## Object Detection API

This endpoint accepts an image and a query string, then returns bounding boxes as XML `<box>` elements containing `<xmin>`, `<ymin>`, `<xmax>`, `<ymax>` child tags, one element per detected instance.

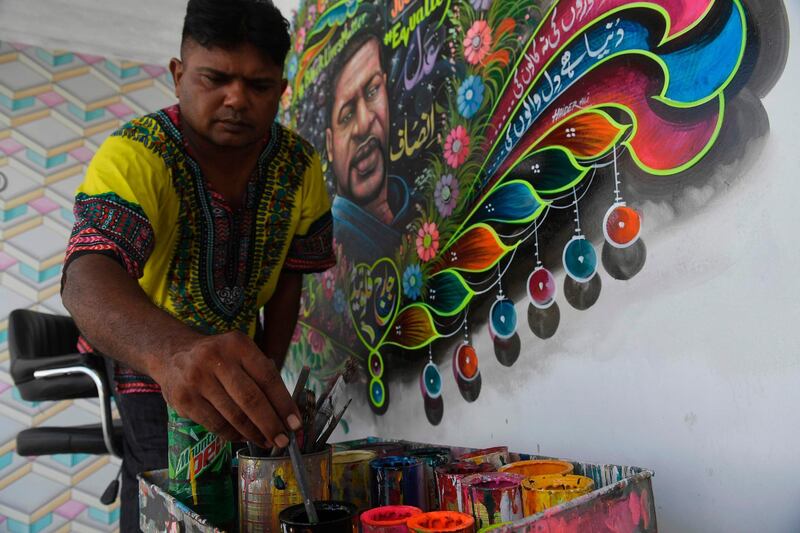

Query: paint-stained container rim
<box><xmin>435</xmin><ymin>461</ymin><xmax>495</xmax><ymax>476</ymax></box>
<box><xmin>406</xmin><ymin>510</ymin><xmax>475</xmax><ymax>532</ymax></box>
<box><xmin>498</xmin><ymin>459</ymin><xmax>574</xmax><ymax>477</ymax></box>
<box><xmin>360</xmin><ymin>505</ymin><xmax>423</xmax><ymax>526</ymax></box>
<box><xmin>370</xmin><ymin>455</ymin><xmax>423</xmax><ymax>470</ymax></box>
<box><xmin>461</xmin><ymin>471</ymin><xmax>526</xmax><ymax>491</ymax></box>
<box><xmin>521</xmin><ymin>474</ymin><xmax>595</xmax><ymax>493</ymax></box>
<box><xmin>333</xmin><ymin>450</ymin><xmax>378</xmax><ymax>464</ymax></box>
<box><xmin>278</xmin><ymin>500</ymin><xmax>357</xmax><ymax>528</ymax></box>
<box><xmin>238</xmin><ymin>444</ymin><xmax>332</xmax><ymax>462</ymax></box>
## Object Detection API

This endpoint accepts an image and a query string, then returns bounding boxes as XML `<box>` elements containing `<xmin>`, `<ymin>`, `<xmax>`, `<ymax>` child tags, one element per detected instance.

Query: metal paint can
<box><xmin>406</xmin><ymin>511</ymin><xmax>476</xmax><ymax>533</ymax></box>
<box><xmin>498</xmin><ymin>459</ymin><xmax>573</xmax><ymax>478</ymax></box>
<box><xmin>332</xmin><ymin>450</ymin><xmax>377</xmax><ymax>511</ymax></box>
<box><xmin>407</xmin><ymin>447</ymin><xmax>452</xmax><ymax>510</ymax></box>
<box><xmin>370</xmin><ymin>456</ymin><xmax>427</xmax><ymax>510</ymax></box>
<box><xmin>460</xmin><ymin>472</ymin><xmax>525</xmax><ymax>529</ymax></box>
<box><xmin>278</xmin><ymin>500</ymin><xmax>358</xmax><ymax>532</ymax></box>
<box><xmin>520</xmin><ymin>474</ymin><xmax>595</xmax><ymax>515</ymax></box>
<box><xmin>457</xmin><ymin>447</ymin><xmax>510</xmax><ymax>469</ymax></box>
<box><xmin>434</xmin><ymin>462</ymin><xmax>495</xmax><ymax>512</ymax></box>
<box><xmin>237</xmin><ymin>446</ymin><xmax>332</xmax><ymax>532</ymax></box>
<box><xmin>360</xmin><ymin>505</ymin><xmax>423</xmax><ymax>532</ymax></box>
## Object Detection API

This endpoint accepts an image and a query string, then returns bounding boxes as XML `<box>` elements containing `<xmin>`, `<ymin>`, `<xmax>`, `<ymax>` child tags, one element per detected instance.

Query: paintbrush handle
<box><xmin>314</xmin><ymin>398</ymin><xmax>352</xmax><ymax>451</ymax></box>
<box><xmin>288</xmin><ymin>432</ymin><xmax>318</xmax><ymax>524</ymax></box>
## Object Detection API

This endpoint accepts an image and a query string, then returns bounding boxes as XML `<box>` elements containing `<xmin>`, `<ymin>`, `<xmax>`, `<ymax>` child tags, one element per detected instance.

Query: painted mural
<box><xmin>280</xmin><ymin>0</ymin><xmax>789</xmax><ymax>423</ymax></box>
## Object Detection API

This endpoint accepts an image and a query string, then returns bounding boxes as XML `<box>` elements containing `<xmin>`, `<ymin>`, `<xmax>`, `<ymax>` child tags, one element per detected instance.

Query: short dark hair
<box><xmin>182</xmin><ymin>0</ymin><xmax>291</xmax><ymax>67</ymax></box>
<box><xmin>326</xmin><ymin>29</ymin><xmax>386</xmax><ymax>127</ymax></box>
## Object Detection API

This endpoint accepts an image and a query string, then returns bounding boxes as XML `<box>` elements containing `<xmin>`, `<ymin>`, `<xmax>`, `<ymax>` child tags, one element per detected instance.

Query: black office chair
<box><xmin>8</xmin><ymin>308</ymin><xmax>124</xmax><ymax>503</ymax></box>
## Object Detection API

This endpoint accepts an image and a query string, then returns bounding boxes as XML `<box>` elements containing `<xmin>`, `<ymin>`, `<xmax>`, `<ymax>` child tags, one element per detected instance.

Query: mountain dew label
<box><xmin>170</xmin><ymin>429</ymin><xmax>229</xmax><ymax>479</ymax></box>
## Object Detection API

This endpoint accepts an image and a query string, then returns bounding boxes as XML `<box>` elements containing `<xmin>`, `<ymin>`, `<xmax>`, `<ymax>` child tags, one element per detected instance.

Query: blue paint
<box><xmin>369</xmin><ymin>455</ymin><xmax>427</xmax><ymax>510</ymax></box>
<box><xmin>427</xmin><ymin>271</ymin><xmax>469</xmax><ymax>316</ymax></box>
<box><xmin>103</xmin><ymin>59</ymin><xmax>141</xmax><ymax>79</ymax></box>
<box><xmin>490</xmin><ymin>298</ymin><xmax>517</xmax><ymax>339</ymax></box>
<box><xmin>470</xmin><ymin>181</ymin><xmax>543</xmax><ymax>225</ymax></box>
<box><xmin>0</xmin><ymin>450</ymin><xmax>13</xmax><ymax>469</ymax></box>
<box><xmin>36</xmin><ymin>48</ymin><xmax>74</xmax><ymax>66</ymax></box>
<box><xmin>52</xmin><ymin>453</ymin><xmax>91</xmax><ymax>468</ymax></box>
<box><xmin>19</xmin><ymin>263</ymin><xmax>62</xmax><ymax>283</ymax></box>
<box><xmin>25</xmin><ymin>149</ymin><xmax>67</xmax><ymax>169</ymax></box>
<box><xmin>88</xmin><ymin>506</ymin><xmax>120</xmax><ymax>525</ymax></box>
<box><xmin>422</xmin><ymin>362</ymin><xmax>442</xmax><ymax>398</ymax></box>
<box><xmin>662</xmin><ymin>3</ymin><xmax>744</xmax><ymax>103</ymax></box>
<box><xmin>1</xmin><ymin>205</ymin><xmax>28</xmax><ymax>222</ymax></box>
<box><xmin>6</xmin><ymin>513</ymin><xmax>52</xmax><ymax>533</ymax></box>
<box><xmin>60</xmin><ymin>207</ymin><xmax>75</xmax><ymax>223</ymax></box>
<box><xmin>0</xmin><ymin>94</ymin><xmax>35</xmax><ymax>111</ymax></box>
<box><xmin>67</xmin><ymin>102</ymin><xmax>105</xmax><ymax>122</ymax></box>
<box><xmin>562</xmin><ymin>236</ymin><xmax>597</xmax><ymax>282</ymax></box>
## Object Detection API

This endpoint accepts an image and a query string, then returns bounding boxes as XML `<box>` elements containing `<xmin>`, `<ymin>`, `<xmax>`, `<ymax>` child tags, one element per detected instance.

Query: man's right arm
<box><xmin>62</xmin><ymin>254</ymin><xmax>300</xmax><ymax>448</ymax></box>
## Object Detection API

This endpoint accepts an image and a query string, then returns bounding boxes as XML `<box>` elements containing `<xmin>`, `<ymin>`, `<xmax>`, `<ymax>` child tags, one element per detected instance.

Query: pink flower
<box><xmin>308</xmin><ymin>328</ymin><xmax>325</xmax><ymax>354</ymax></box>
<box><xmin>416</xmin><ymin>222</ymin><xmax>440</xmax><ymax>262</ymax></box>
<box><xmin>444</xmin><ymin>126</ymin><xmax>470</xmax><ymax>168</ymax></box>
<box><xmin>291</xmin><ymin>324</ymin><xmax>302</xmax><ymax>344</ymax></box>
<box><xmin>463</xmin><ymin>20</ymin><xmax>492</xmax><ymax>65</ymax></box>
<box><xmin>322</xmin><ymin>269</ymin><xmax>335</xmax><ymax>299</ymax></box>
<box><xmin>295</xmin><ymin>26</ymin><xmax>306</xmax><ymax>53</ymax></box>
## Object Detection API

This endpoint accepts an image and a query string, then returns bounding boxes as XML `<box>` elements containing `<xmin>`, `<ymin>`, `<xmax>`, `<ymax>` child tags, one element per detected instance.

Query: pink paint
<box><xmin>75</xmin><ymin>53</ymin><xmax>103</xmax><ymax>64</ymax></box>
<box><xmin>0</xmin><ymin>138</ymin><xmax>25</xmax><ymax>156</ymax></box>
<box><xmin>0</xmin><ymin>383</ymin><xmax>11</xmax><ymax>395</ymax></box>
<box><xmin>55</xmin><ymin>500</ymin><xmax>87</xmax><ymax>520</ymax></box>
<box><xmin>484</xmin><ymin>0</ymin><xmax>714</xmax><ymax>153</ymax></box>
<box><xmin>107</xmin><ymin>102</ymin><xmax>135</xmax><ymax>119</ymax></box>
<box><xmin>28</xmin><ymin>197</ymin><xmax>59</xmax><ymax>214</ymax></box>
<box><xmin>142</xmin><ymin>65</ymin><xmax>167</xmax><ymax>77</ymax></box>
<box><xmin>361</xmin><ymin>505</ymin><xmax>422</xmax><ymax>532</ymax></box>
<box><xmin>0</xmin><ymin>252</ymin><xmax>18</xmax><ymax>271</ymax></box>
<box><xmin>37</xmin><ymin>91</ymin><xmax>66</xmax><ymax>107</ymax></box>
<box><xmin>69</xmin><ymin>146</ymin><xmax>95</xmax><ymax>164</ymax></box>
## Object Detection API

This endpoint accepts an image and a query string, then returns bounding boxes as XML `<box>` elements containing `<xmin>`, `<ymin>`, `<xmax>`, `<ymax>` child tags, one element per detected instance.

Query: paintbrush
<box><xmin>314</xmin><ymin>372</ymin><xmax>342</xmax><ymax>411</ymax></box>
<box><xmin>314</xmin><ymin>398</ymin><xmax>351</xmax><ymax>451</ymax></box>
<box><xmin>287</xmin><ymin>431</ymin><xmax>319</xmax><ymax>524</ymax></box>
<box><xmin>269</xmin><ymin>366</ymin><xmax>311</xmax><ymax>457</ymax></box>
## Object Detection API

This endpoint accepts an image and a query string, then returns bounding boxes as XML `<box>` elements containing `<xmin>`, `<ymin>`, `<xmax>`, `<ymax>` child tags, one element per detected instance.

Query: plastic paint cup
<box><xmin>408</xmin><ymin>447</ymin><xmax>452</xmax><ymax>510</ymax></box>
<box><xmin>238</xmin><ymin>446</ymin><xmax>332</xmax><ymax>532</ymax></box>
<box><xmin>461</xmin><ymin>472</ymin><xmax>525</xmax><ymax>529</ymax></box>
<box><xmin>360</xmin><ymin>505</ymin><xmax>423</xmax><ymax>532</ymax></box>
<box><xmin>520</xmin><ymin>474</ymin><xmax>595</xmax><ymax>515</ymax></box>
<box><xmin>332</xmin><ymin>450</ymin><xmax>377</xmax><ymax>511</ymax></box>
<box><xmin>435</xmin><ymin>462</ymin><xmax>495</xmax><ymax>512</ymax></box>
<box><xmin>458</xmin><ymin>447</ymin><xmax>510</xmax><ymax>469</ymax></box>
<box><xmin>278</xmin><ymin>500</ymin><xmax>358</xmax><ymax>532</ymax></box>
<box><xmin>370</xmin><ymin>456</ymin><xmax>427</xmax><ymax>510</ymax></box>
<box><xmin>406</xmin><ymin>511</ymin><xmax>475</xmax><ymax>533</ymax></box>
<box><xmin>498</xmin><ymin>459</ymin><xmax>573</xmax><ymax>478</ymax></box>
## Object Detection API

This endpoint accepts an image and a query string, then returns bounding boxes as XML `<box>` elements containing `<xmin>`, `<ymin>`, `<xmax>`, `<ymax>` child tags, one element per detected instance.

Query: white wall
<box><xmin>3</xmin><ymin>1</ymin><xmax>798</xmax><ymax>531</ymax></box>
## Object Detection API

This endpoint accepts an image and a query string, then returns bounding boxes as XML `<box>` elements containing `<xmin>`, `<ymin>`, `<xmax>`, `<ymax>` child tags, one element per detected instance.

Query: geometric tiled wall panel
<box><xmin>0</xmin><ymin>40</ymin><xmax>175</xmax><ymax>532</ymax></box>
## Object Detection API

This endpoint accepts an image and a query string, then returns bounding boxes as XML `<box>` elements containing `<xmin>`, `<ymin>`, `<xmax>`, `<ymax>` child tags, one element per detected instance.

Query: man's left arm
<box><xmin>260</xmin><ymin>270</ymin><xmax>303</xmax><ymax>369</ymax></box>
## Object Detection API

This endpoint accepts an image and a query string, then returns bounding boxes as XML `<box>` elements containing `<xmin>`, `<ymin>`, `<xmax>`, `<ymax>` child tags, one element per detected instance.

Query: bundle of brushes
<box><xmin>247</xmin><ymin>364</ymin><xmax>353</xmax><ymax>457</ymax></box>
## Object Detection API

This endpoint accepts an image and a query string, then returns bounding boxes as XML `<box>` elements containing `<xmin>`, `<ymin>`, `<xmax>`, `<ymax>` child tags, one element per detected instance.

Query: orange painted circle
<box><xmin>604</xmin><ymin>205</ymin><xmax>641</xmax><ymax>246</ymax></box>
<box><xmin>455</xmin><ymin>343</ymin><xmax>479</xmax><ymax>381</ymax></box>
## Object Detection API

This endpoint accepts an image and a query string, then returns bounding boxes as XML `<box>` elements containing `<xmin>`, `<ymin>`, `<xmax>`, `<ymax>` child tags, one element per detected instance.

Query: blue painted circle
<box><xmin>421</xmin><ymin>362</ymin><xmax>443</xmax><ymax>399</ymax></box>
<box><xmin>369</xmin><ymin>378</ymin><xmax>386</xmax><ymax>408</ymax></box>
<box><xmin>562</xmin><ymin>236</ymin><xmax>598</xmax><ymax>282</ymax></box>
<box><xmin>489</xmin><ymin>298</ymin><xmax>517</xmax><ymax>339</ymax></box>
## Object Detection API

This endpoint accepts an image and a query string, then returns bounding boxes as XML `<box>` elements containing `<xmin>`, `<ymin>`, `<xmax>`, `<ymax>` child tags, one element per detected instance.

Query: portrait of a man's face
<box><xmin>325</xmin><ymin>37</ymin><xmax>390</xmax><ymax>221</ymax></box>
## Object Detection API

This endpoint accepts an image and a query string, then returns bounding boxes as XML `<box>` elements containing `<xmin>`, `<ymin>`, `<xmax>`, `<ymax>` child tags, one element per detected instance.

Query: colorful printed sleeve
<box><xmin>63</xmin><ymin>135</ymin><xmax>166</xmax><ymax>282</ymax></box>
<box><xmin>283</xmin><ymin>151</ymin><xmax>336</xmax><ymax>273</ymax></box>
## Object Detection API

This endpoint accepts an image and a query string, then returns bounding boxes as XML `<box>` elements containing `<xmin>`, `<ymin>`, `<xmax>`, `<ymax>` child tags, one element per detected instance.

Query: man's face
<box><xmin>170</xmin><ymin>40</ymin><xmax>287</xmax><ymax>148</ymax></box>
<box><xmin>326</xmin><ymin>38</ymin><xmax>389</xmax><ymax>207</ymax></box>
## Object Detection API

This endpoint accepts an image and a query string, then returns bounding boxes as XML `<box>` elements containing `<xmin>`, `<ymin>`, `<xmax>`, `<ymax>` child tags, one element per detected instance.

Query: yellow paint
<box><xmin>520</xmin><ymin>474</ymin><xmax>594</xmax><ymax>515</ymax></box>
<box><xmin>499</xmin><ymin>460</ymin><xmax>573</xmax><ymax>478</ymax></box>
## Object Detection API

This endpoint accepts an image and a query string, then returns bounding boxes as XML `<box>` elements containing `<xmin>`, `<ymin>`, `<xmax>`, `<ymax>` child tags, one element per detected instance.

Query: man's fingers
<box><xmin>204</xmin><ymin>378</ymin><xmax>274</xmax><ymax>447</ymax></box>
<box><xmin>216</xmin><ymin>364</ymin><xmax>289</xmax><ymax>447</ymax></box>
<box><xmin>182</xmin><ymin>397</ymin><xmax>241</xmax><ymax>443</ymax></box>
<box><xmin>242</xmin><ymin>353</ymin><xmax>301</xmax><ymax>432</ymax></box>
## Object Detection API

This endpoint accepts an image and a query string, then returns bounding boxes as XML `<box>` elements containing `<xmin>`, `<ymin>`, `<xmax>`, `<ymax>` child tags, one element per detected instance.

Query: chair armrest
<box><xmin>12</xmin><ymin>353</ymin><xmax>104</xmax><ymax>401</ymax></box>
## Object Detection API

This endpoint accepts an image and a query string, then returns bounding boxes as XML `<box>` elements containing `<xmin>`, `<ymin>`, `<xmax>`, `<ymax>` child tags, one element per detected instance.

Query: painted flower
<box><xmin>435</xmin><ymin>173</ymin><xmax>460</xmax><ymax>217</ymax></box>
<box><xmin>463</xmin><ymin>20</ymin><xmax>492</xmax><ymax>65</ymax></box>
<box><xmin>457</xmin><ymin>75</ymin><xmax>485</xmax><ymax>119</ymax></box>
<box><xmin>322</xmin><ymin>269</ymin><xmax>336</xmax><ymax>299</ymax></box>
<box><xmin>295</xmin><ymin>26</ymin><xmax>307</xmax><ymax>53</ymax></box>
<box><xmin>403</xmin><ymin>264</ymin><xmax>424</xmax><ymax>300</ymax></box>
<box><xmin>334</xmin><ymin>289</ymin><xmax>346</xmax><ymax>313</ymax></box>
<box><xmin>416</xmin><ymin>222</ymin><xmax>440</xmax><ymax>262</ymax></box>
<box><xmin>308</xmin><ymin>328</ymin><xmax>325</xmax><ymax>354</ymax></box>
<box><xmin>444</xmin><ymin>126</ymin><xmax>471</xmax><ymax>168</ymax></box>
<box><xmin>470</xmin><ymin>0</ymin><xmax>493</xmax><ymax>10</ymax></box>
<box><xmin>291</xmin><ymin>324</ymin><xmax>302</xmax><ymax>344</ymax></box>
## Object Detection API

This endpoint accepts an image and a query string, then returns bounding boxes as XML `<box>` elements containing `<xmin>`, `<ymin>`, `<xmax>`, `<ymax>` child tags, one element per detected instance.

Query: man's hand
<box><xmin>152</xmin><ymin>331</ymin><xmax>301</xmax><ymax>448</ymax></box>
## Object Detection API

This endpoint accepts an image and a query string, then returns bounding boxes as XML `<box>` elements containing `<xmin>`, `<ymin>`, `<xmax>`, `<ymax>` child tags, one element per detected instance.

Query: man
<box><xmin>325</xmin><ymin>29</ymin><xmax>412</xmax><ymax>262</ymax></box>
<box><xmin>60</xmin><ymin>0</ymin><xmax>335</xmax><ymax>529</ymax></box>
